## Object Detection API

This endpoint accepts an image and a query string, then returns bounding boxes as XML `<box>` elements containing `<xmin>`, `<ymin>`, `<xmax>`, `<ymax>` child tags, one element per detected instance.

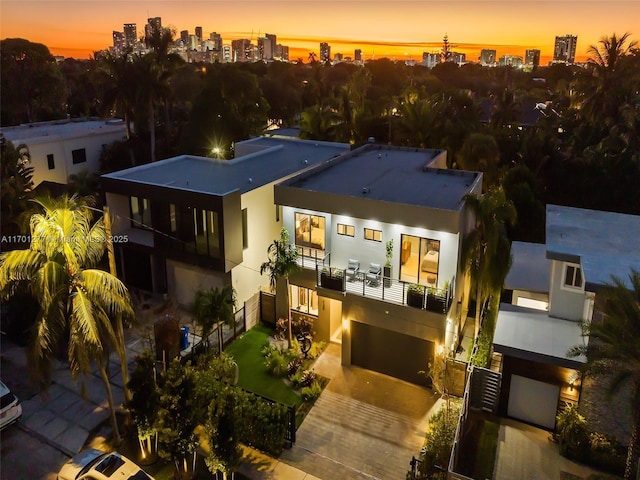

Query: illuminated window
<box><xmin>364</xmin><ymin>228</ymin><xmax>382</xmax><ymax>242</ymax></box>
<box><xmin>294</xmin><ymin>212</ymin><xmax>325</xmax><ymax>250</ymax></box>
<box><xmin>337</xmin><ymin>223</ymin><xmax>355</xmax><ymax>237</ymax></box>
<box><xmin>290</xmin><ymin>285</ymin><xmax>318</xmax><ymax>315</ymax></box>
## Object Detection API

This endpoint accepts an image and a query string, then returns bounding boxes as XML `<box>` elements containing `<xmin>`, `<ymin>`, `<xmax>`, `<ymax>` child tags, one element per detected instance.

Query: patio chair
<box><xmin>346</xmin><ymin>259</ymin><xmax>360</xmax><ymax>282</ymax></box>
<box><xmin>366</xmin><ymin>263</ymin><xmax>382</xmax><ymax>286</ymax></box>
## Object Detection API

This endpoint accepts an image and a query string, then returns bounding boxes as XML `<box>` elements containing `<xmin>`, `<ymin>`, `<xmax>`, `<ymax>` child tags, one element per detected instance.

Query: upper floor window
<box><xmin>295</xmin><ymin>212</ymin><xmax>325</xmax><ymax>250</ymax></box>
<box><xmin>47</xmin><ymin>154</ymin><xmax>55</xmax><ymax>170</ymax></box>
<box><xmin>364</xmin><ymin>228</ymin><xmax>382</xmax><ymax>242</ymax></box>
<box><xmin>130</xmin><ymin>196</ymin><xmax>151</xmax><ymax>229</ymax></box>
<box><xmin>71</xmin><ymin>148</ymin><xmax>87</xmax><ymax>164</ymax></box>
<box><xmin>242</xmin><ymin>208</ymin><xmax>248</xmax><ymax>249</ymax></box>
<box><xmin>337</xmin><ymin>223</ymin><xmax>355</xmax><ymax>237</ymax></box>
<box><xmin>563</xmin><ymin>263</ymin><xmax>583</xmax><ymax>290</ymax></box>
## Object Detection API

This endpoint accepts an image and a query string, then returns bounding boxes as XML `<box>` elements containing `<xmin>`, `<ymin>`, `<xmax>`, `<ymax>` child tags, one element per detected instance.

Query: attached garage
<box><xmin>351</xmin><ymin>322</ymin><xmax>433</xmax><ymax>386</ymax></box>
<box><xmin>507</xmin><ymin>375</ymin><xmax>560</xmax><ymax>429</ymax></box>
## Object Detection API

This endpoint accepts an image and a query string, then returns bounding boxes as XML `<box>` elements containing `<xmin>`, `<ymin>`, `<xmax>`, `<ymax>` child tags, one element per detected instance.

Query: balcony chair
<box><xmin>366</xmin><ymin>263</ymin><xmax>382</xmax><ymax>286</ymax></box>
<box><xmin>346</xmin><ymin>259</ymin><xmax>360</xmax><ymax>282</ymax></box>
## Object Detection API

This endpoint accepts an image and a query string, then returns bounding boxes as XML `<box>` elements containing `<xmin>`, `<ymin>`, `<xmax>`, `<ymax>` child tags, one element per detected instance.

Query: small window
<box><xmin>47</xmin><ymin>154</ymin><xmax>55</xmax><ymax>170</ymax></box>
<box><xmin>71</xmin><ymin>148</ymin><xmax>87</xmax><ymax>164</ymax></box>
<box><xmin>564</xmin><ymin>264</ymin><xmax>583</xmax><ymax>289</ymax></box>
<box><xmin>130</xmin><ymin>196</ymin><xmax>151</xmax><ymax>229</ymax></box>
<box><xmin>275</xmin><ymin>205</ymin><xmax>280</xmax><ymax>222</ymax></box>
<box><xmin>337</xmin><ymin>224</ymin><xmax>355</xmax><ymax>237</ymax></box>
<box><xmin>169</xmin><ymin>204</ymin><xmax>177</xmax><ymax>233</ymax></box>
<box><xmin>242</xmin><ymin>208</ymin><xmax>248</xmax><ymax>249</ymax></box>
<box><xmin>364</xmin><ymin>228</ymin><xmax>382</xmax><ymax>242</ymax></box>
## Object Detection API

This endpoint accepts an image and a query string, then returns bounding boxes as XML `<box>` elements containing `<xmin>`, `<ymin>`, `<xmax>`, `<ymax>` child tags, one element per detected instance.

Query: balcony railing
<box><xmin>316</xmin><ymin>264</ymin><xmax>454</xmax><ymax>314</ymax></box>
<box><xmin>296</xmin><ymin>246</ymin><xmax>329</xmax><ymax>269</ymax></box>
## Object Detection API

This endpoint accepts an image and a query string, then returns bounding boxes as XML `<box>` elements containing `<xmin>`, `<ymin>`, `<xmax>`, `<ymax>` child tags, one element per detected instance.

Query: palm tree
<box><xmin>95</xmin><ymin>49</ymin><xmax>136</xmax><ymax>139</ymax></box>
<box><xmin>260</xmin><ymin>228</ymin><xmax>300</xmax><ymax>348</ymax></box>
<box><xmin>0</xmin><ymin>194</ymin><xmax>134</xmax><ymax>442</ymax></box>
<box><xmin>193</xmin><ymin>285</ymin><xmax>237</xmax><ymax>355</ymax></box>
<box><xmin>569</xmin><ymin>269</ymin><xmax>640</xmax><ymax>480</ymax></box>
<box><xmin>461</xmin><ymin>189</ymin><xmax>516</xmax><ymax>338</ymax></box>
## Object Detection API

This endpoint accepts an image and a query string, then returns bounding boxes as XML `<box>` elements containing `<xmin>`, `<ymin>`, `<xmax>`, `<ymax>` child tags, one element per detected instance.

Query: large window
<box><xmin>294</xmin><ymin>212</ymin><xmax>325</xmax><ymax>250</ymax></box>
<box><xmin>71</xmin><ymin>148</ymin><xmax>87</xmax><ymax>164</ymax></box>
<box><xmin>399</xmin><ymin>234</ymin><xmax>440</xmax><ymax>287</ymax></box>
<box><xmin>290</xmin><ymin>285</ymin><xmax>318</xmax><ymax>316</ymax></box>
<box><xmin>130</xmin><ymin>197</ymin><xmax>151</xmax><ymax>229</ymax></box>
<box><xmin>47</xmin><ymin>154</ymin><xmax>55</xmax><ymax>170</ymax></box>
<box><xmin>563</xmin><ymin>263</ymin><xmax>583</xmax><ymax>289</ymax></box>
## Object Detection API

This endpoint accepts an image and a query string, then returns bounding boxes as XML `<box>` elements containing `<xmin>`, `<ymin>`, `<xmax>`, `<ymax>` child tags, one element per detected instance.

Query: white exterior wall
<box><xmin>281</xmin><ymin>207</ymin><xmax>459</xmax><ymax>290</ymax></box>
<box><xmin>166</xmin><ymin>259</ymin><xmax>228</xmax><ymax>307</ymax></box>
<box><xmin>548</xmin><ymin>259</ymin><xmax>589</xmax><ymax>321</ymax></box>
<box><xmin>104</xmin><ymin>193</ymin><xmax>132</xmax><ymax>235</ymax></box>
<box><xmin>231</xmin><ymin>183</ymin><xmax>283</xmax><ymax>308</ymax></box>
<box><xmin>23</xmin><ymin>128</ymin><xmax>126</xmax><ymax>186</ymax></box>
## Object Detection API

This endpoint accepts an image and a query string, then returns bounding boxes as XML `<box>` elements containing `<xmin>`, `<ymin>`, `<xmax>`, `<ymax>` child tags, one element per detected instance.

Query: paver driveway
<box><xmin>279</xmin><ymin>343</ymin><xmax>442</xmax><ymax>480</ymax></box>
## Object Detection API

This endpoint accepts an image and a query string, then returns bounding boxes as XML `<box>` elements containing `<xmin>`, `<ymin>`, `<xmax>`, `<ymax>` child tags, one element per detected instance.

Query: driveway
<box><xmin>493</xmin><ymin>418</ymin><xmax>613</xmax><ymax>480</ymax></box>
<box><xmin>278</xmin><ymin>343</ymin><xmax>441</xmax><ymax>480</ymax></box>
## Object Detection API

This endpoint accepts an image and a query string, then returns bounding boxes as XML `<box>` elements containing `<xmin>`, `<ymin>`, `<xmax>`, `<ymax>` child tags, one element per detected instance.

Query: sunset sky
<box><xmin>1</xmin><ymin>1</ymin><xmax>638</xmax><ymax>64</ymax></box>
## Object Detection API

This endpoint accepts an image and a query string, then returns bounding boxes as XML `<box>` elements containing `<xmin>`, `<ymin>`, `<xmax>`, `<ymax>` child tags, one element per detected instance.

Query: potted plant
<box><xmin>407</xmin><ymin>283</ymin><xmax>425</xmax><ymax>308</ymax></box>
<box><xmin>426</xmin><ymin>287</ymin><xmax>447</xmax><ymax>313</ymax></box>
<box><xmin>320</xmin><ymin>267</ymin><xmax>345</xmax><ymax>291</ymax></box>
<box><xmin>384</xmin><ymin>239</ymin><xmax>394</xmax><ymax>287</ymax></box>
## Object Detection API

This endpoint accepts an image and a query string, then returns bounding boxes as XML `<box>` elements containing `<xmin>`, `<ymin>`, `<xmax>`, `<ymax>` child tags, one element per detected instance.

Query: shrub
<box><xmin>287</xmin><ymin>358</ymin><xmax>302</xmax><ymax>376</ymax></box>
<box><xmin>556</xmin><ymin>404</ymin><xmax>589</xmax><ymax>459</ymax></box>
<box><xmin>274</xmin><ymin>318</ymin><xmax>287</xmax><ymax>340</ymax></box>
<box><xmin>298</xmin><ymin>369</ymin><xmax>316</xmax><ymax>388</ymax></box>
<box><xmin>301</xmin><ymin>380</ymin><xmax>323</xmax><ymax>401</ymax></box>
<box><xmin>306</xmin><ymin>341</ymin><xmax>326</xmax><ymax>360</ymax></box>
<box><xmin>264</xmin><ymin>348</ymin><xmax>289</xmax><ymax>377</ymax></box>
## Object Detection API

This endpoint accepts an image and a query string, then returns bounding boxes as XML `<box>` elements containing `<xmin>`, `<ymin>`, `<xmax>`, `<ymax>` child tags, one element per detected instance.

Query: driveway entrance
<box><xmin>280</xmin><ymin>343</ymin><xmax>441</xmax><ymax>479</ymax></box>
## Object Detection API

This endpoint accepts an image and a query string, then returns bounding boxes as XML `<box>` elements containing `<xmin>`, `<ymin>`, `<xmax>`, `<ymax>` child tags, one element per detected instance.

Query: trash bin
<box><xmin>180</xmin><ymin>326</ymin><xmax>189</xmax><ymax>350</ymax></box>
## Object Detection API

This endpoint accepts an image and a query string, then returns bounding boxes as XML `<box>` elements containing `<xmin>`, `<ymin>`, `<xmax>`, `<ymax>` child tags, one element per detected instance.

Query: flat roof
<box><xmin>1</xmin><ymin>119</ymin><xmax>127</xmax><ymax>145</ymax></box>
<box><xmin>102</xmin><ymin>137</ymin><xmax>349</xmax><ymax>195</ymax></box>
<box><xmin>494</xmin><ymin>304</ymin><xmax>586</xmax><ymax>367</ymax></box>
<box><xmin>281</xmin><ymin>144</ymin><xmax>480</xmax><ymax>211</ymax></box>
<box><xmin>546</xmin><ymin>204</ymin><xmax>640</xmax><ymax>289</ymax></box>
<box><xmin>504</xmin><ymin>241</ymin><xmax>550</xmax><ymax>293</ymax></box>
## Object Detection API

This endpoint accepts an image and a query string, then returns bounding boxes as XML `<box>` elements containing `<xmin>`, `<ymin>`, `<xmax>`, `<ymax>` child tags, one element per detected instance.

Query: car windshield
<box><xmin>94</xmin><ymin>454</ymin><xmax>125</xmax><ymax>477</ymax></box>
<box><xmin>0</xmin><ymin>392</ymin><xmax>17</xmax><ymax>410</ymax></box>
<box><xmin>77</xmin><ymin>454</ymin><xmax>106</xmax><ymax>478</ymax></box>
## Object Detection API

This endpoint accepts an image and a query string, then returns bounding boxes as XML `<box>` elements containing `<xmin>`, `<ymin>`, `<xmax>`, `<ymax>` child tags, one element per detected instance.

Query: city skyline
<box><xmin>1</xmin><ymin>1</ymin><xmax>638</xmax><ymax>63</ymax></box>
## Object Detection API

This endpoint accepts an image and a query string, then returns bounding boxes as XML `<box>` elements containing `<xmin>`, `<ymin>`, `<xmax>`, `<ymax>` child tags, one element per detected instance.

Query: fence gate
<box><xmin>260</xmin><ymin>291</ymin><xmax>276</xmax><ymax>326</ymax></box>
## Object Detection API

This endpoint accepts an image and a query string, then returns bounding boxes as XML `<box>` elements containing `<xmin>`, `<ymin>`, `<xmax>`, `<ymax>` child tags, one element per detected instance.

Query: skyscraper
<box><xmin>195</xmin><ymin>26</ymin><xmax>203</xmax><ymax>44</ymax></box>
<box><xmin>354</xmin><ymin>49</ymin><xmax>362</xmax><ymax>63</ymax></box>
<box><xmin>480</xmin><ymin>49</ymin><xmax>497</xmax><ymax>66</ymax></box>
<box><xmin>112</xmin><ymin>31</ymin><xmax>125</xmax><ymax>55</ymax></box>
<box><xmin>145</xmin><ymin>17</ymin><xmax>162</xmax><ymax>40</ymax></box>
<box><xmin>180</xmin><ymin>30</ymin><xmax>190</xmax><ymax>47</ymax></box>
<box><xmin>553</xmin><ymin>34</ymin><xmax>578</xmax><ymax>64</ymax></box>
<box><xmin>265</xmin><ymin>33</ymin><xmax>277</xmax><ymax>60</ymax></box>
<box><xmin>320</xmin><ymin>42</ymin><xmax>331</xmax><ymax>62</ymax></box>
<box><xmin>123</xmin><ymin>23</ymin><xmax>137</xmax><ymax>48</ymax></box>
<box><xmin>231</xmin><ymin>39</ymin><xmax>252</xmax><ymax>62</ymax></box>
<box><xmin>210</xmin><ymin>32</ymin><xmax>223</xmax><ymax>51</ymax></box>
<box><xmin>525</xmin><ymin>49</ymin><xmax>541</xmax><ymax>68</ymax></box>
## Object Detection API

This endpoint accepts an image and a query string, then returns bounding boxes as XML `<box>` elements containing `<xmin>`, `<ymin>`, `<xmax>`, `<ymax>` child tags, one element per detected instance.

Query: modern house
<box><xmin>493</xmin><ymin>204</ymin><xmax>639</xmax><ymax>438</ymax></box>
<box><xmin>1</xmin><ymin>118</ymin><xmax>127</xmax><ymax>187</ymax></box>
<box><xmin>274</xmin><ymin>144</ymin><xmax>483</xmax><ymax>385</ymax></box>
<box><xmin>101</xmin><ymin>136</ymin><xmax>349</xmax><ymax>324</ymax></box>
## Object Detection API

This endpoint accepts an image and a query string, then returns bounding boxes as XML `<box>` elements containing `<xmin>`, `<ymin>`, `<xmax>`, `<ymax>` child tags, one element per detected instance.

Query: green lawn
<box><xmin>225</xmin><ymin>324</ymin><xmax>303</xmax><ymax>408</ymax></box>
<box><xmin>472</xmin><ymin>419</ymin><xmax>500</xmax><ymax>480</ymax></box>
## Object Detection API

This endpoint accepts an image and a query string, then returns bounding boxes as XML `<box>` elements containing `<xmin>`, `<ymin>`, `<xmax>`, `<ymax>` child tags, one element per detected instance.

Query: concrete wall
<box><xmin>549</xmin><ymin>260</ymin><xmax>588</xmax><ymax>321</ymax></box>
<box><xmin>166</xmin><ymin>259</ymin><xmax>229</xmax><ymax>307</ymax></box>
<box><xmin>105</xmin><ymin>192</ymin><xmax>134</xmax><ymax>235</ymax></box>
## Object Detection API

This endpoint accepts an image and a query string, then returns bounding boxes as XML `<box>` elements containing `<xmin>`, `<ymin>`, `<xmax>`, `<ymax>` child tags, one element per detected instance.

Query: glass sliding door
<box><xmin>399</xmin><ymin>234</ymin><xmax>440</xmax><ymax>286</ymax></box>
<box><xmin>294</xmin><ymin>212</ymin><xmax>326</xmax><ymax>251</ymax></box>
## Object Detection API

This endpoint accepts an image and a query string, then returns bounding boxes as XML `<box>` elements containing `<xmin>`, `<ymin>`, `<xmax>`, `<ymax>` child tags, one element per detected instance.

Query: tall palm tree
<box><xmin>569</xmin><ymin>269</ymin><xmax>640</xmax><ymax>480</ymax></box>
<box><xmin>95</xmin><ymin>49</ymin><xmax>136</xmax><ymax>139</ymax></box>
<box><xmin>461</xmin><ymin>189</ymin><xmax>516</xmax><ymax>338</ymax></box>
<box><xmin>260</xmin><ymin>228</ymin><xmax>299</xmax><ymax>348</ymax></box>
<box><xmin>0</xmin><ymin>195</ymin><xmax>134</xmax><ymax>442</ymax></box>
<box><xmin>193</xmin><ymin>285</ymin><xmax>236</xmax><ymax>355</ymax></box>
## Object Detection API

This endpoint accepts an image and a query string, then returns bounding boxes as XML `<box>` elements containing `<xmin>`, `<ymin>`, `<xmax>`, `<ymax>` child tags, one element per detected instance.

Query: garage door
<box><xmin>507</xmin><ymin>374</ymin><xmax>559</xmax><ymax>429</ymax></box>
<box><xmin>351</xmin><ymin>322</ymin><xmax>433</xmax><ymax>386</ymax></box>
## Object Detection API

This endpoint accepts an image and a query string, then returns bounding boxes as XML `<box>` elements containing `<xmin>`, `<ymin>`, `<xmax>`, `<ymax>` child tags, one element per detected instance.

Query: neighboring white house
<box><xmin>1</xmin><ymin>118</ymin><xmax>127</xmax><ymax>187</ymax></box>
<box><xmin>493</xmin><ymin>204</ymin><xmax>640</xmax><ymax>438</ymax></box>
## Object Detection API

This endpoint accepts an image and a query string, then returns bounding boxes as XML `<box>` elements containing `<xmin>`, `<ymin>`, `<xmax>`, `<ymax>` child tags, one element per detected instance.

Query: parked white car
<box><xmin>57</xmin><ymin>449</ymin><xmax>154</xmax><ymax>480</ymax></box>
<box><xmin>0</xmin><ymin>380</ymin><xmax>22</xmax><ymax>429</ymax></box>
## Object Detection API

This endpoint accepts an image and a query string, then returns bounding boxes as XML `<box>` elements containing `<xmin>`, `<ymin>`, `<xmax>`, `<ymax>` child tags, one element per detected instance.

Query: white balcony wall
<box><xmin>548</xmin><ymin>260</ymin><xmax>589</xmax><ymax>321</ymax></box>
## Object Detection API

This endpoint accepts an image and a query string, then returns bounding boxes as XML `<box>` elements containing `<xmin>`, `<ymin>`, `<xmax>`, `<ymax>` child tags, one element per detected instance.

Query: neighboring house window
<box><xmin>563</xmin><ymin>263</ymin><xmax>583</xmax><ymax>289</ymax></box>
<box><xmin>47</xmin><ymin>154</ymin><xmax>55</xmax><ymax>170</ymax></box>
<box><xmin>364</xmin><ymin>228</ymin><xmax>382</xmax><ymax>242</ymax></box>
<box><xmin>71</xmin><ymin>148</ymin><xmax>87</xmax><ymax>164</ymax></box>
<box><xmin>337</xmin><ymin>223</ymin><xmax>355</xmax><ymax>237</ymax></box>
<box><xmin>130</xmin><ymin>197</ymin><xmax>151</xmax><ymax>229</ymax></box>
<box><xmin>169</xmin><ymin>204</ymin><xmax>177</xmax><ymax>233</ymax></box>
<box><xmin>242</xmin><ymin>208</ymin><xmax>248</xmax><ymax>249</ymax></box>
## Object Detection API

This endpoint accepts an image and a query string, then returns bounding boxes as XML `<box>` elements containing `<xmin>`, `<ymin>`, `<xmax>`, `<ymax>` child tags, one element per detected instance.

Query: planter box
<box><xmin>426</xmin><ymin>293</ymin><xmax>447</xmax><ymax>313</ymax></box>
<box><xmin>320</xmin><ymin>272</ymin><xmax>345</xmax><ymax>292</ymax></box>
<box><xmin>383</xmin><ymin>266</ymin><xmax>392</xmax><ymax>288</ymax></box>
<box><xmin>407</xmin><ymin>290</ymin><xmax>424</xmax><ymax>309</ymax></box>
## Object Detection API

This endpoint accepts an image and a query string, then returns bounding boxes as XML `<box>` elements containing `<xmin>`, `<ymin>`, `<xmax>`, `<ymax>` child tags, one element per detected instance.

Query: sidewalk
<box><xmin>239</xmin><ymin>446</ymin><xmax>322</xmax><ymax>480</ymax></box>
